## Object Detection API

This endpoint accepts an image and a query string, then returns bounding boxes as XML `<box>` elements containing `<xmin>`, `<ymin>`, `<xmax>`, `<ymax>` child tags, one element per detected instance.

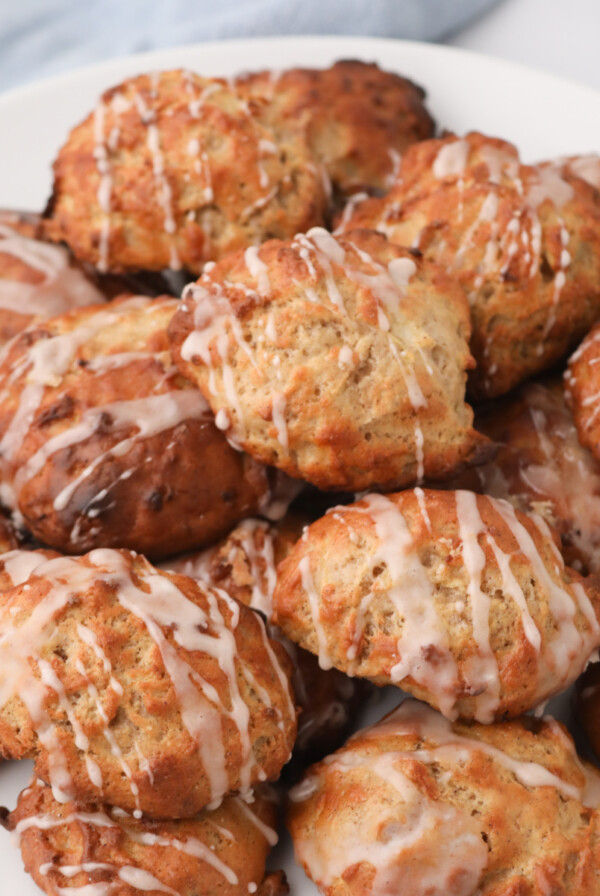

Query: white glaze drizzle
<box><xmin>233</xmin><ymin>794</ymin><xmax>278</xmax><ymax>846</ymax></box>
<box><xmin>338</xmin><ymin>345</ymin><xmax>354</xmax><ymax>368</ymax></box>
<box><xmin>480</xmin><ymin>381</ymin><xmax>600</xmax><ymax>574</ymax></box>
<box><xmin>294</xmin><ymin>230</ymin><xmax>346</xmax><ymax>314</ymax></box>
<box><xmin>0</xmin><ymin>549</ymin><xmax>55</xmax><ymax>590</ymax></box>
<box><xmin>455</xmin><ymin>490</ymin><xmax>500</xmax><ymax>721</ymax></box>
<box><xmin>527</xmin><ymin>165</ymin><xmax>574</xmax><ymax>210</ymax></box>
<box><xmin>233</xmin><ymin>518</ymin><xmax>279</xmax><ymax>616</ymax></box>
<box><xmin>93</xmin><ymin>99</ymin><xmax>113</xmax><ymax>272</ymax></box>
<box><xmin>567</xmin><ymin>154</ymin><xmax>600</xmax><ymax>188</ymax></box>
<box><xmin>539</xmin><ymin>220</ymin><xmax>571</xmax><ymax>346</ymax></box>
<box><xmin>432</xmin><ymin>139</ymin><xmax>470</xmax><ymax>179</ymax></box>
<box><xmin>493</xmin><ymin>499</ymin><xmax>599</xmax><ymax>679</ymax></box>
<box><xmin>132</xmin><ymin>79</ymin><xmax>181</xmax><ymax>270</ymax></box>
<box><xmin>386</xmin><ymin>147</ymin><xmax>403</xmax><ymax>187</ymax></box>
<box><xmin>334</xmin><ymin>191</ymin><xmax>370</xmax><ymax>233</ymax></box>
<box><xmin>244</xmin><ymin>246</ymin><xmax>271</xmax><ymax>296</ymax></box>
<box><xmin>292</xmin><ymin>741</ymin><xmax>487</xmax><ymax>896</ymax></box>
<box><xmin>0</xmin><ymin>550</ymin><xmax>292</xmax><ymax>809</ymax></box>
<box><xmin>180</xmin><ymin>282</ymin><xmax>255</xmax><ymax>438</ymax></box>
<box><xmin>298</xmin><ymin>555</ymin><xmax>332</xmax><ymax>671</ymax></box>
<box><xmin>361</xmin><ymin>699</ymin><xmax>600</xmax><ymax>808</ymax></box>
<box><xmin>0</xmin><ymin>302</ymin><xmax>124</xmax><ymax>469</ymax></box>
<box><xmin>183</xmin><ymin>227</ymin><xmax>433</xmax><ymax>479</ymax></box>
<box><xmin>271</xmin><ymin>392</ymin><xmax>288</xmax><ymax>449</ymax></box>
<box><xmin>310</xmin><ymin>490</ymin><xmax>597</xmax><ymax>721</ymax></box>
<box><xmin>15</xmin><ymin>781</ymin><xmax>256</xmax><ymax>889</ymax></box>
<box><xmin>421</xmin><ymin>138</ymin><xmax>580</xmax><ymax>360</ymax></box>
<box><xmin>0</xmin><ymin>224</ymin><xmax>104</xmax><ymax>315</ymax></box>
<box><xmin>39</xmin><ymin>390</ymin><xmax>210</xmax><ymax>514</ymax></box>
<box><xmin>0</xmin><ymin>298</ymin><xmax>210</xmax><ymax>538</ymax></box>
<box><xmin>349</xmin><ymin>493</ymin><xmax>459</xmax><ymax>717</ymax></box>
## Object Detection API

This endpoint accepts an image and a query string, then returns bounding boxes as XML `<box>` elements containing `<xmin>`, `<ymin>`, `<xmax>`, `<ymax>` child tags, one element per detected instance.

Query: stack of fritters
<box><xmin>2</xmin><ymin>56</ymin><xmax>600</xmax><ymax>896</ymax></box>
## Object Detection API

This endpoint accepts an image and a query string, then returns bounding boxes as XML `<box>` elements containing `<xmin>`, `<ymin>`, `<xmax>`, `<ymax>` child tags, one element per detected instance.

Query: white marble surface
<box><xmin>450</xmin><ymin>0</ymin><xmax>600</xmax><ymax>89</ymax></box>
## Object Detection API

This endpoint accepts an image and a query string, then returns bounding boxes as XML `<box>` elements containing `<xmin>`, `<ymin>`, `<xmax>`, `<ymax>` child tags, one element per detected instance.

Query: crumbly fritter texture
<box><xmin>0</xmin><ymin>210</ymin><xmax>106</xmax><ymax>347</ymax></box>
<box><xmin>287</xmin><ymin>699</ymin><xmax>600</xmax><ymax>896</ymax></box>
<box><xmin>0</xmin><ymin>549</ymin><xmax>297</xmax><ymax>818</ymax></box>
<box><xmin>456</xmin><ymin>379</ymin><xmax>600</xmax><ymax>575</ymax></box>
<box><xmin>164</xmin><ymin>515</ymin><xmax>371</xmax><ymax>767</ymax></box>
<box><xmin>168</xmin><ymin>227</ymin><xmax>491</xmax><ymax>492</ymax></box>
<box><xmin>272</xmin><ymin>488</ymin><xmax>600</xmax><ymax>722</ymax></box>
<box><xmin>574</xmin><ymin>661</ymin><xmax>600</xmax><ymax>763</ymax></box>
<box><xmin>11</xmin><ymin>779</ymin><xmax>285</xmax><ymax>896</ymax></box>
<box><xmin>0</xmin><ymin>294</ymin><xmax>272</xmax><ymax>559</ymax></box>
<box><xmin>236</xmin><ymin>60</ymin><xmax>435</xmax><ymax>199</ymax></box>
<box><xmin>339</xmin><ymin>132</ymin><xmax>600</xmax><ymax>399</ymax></box>
<box><xmin>565</xmin><ymin>323</ymin><xmax>600</xmax><ymax>463</ymax></box>
<box><xmin>43</xmin><ymin>70</ymin><xmax>327</xmax><ymax>274</ymax></box>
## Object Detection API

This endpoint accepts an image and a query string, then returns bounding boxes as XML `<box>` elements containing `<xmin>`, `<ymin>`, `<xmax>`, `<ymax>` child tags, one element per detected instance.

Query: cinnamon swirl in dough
<box><xmin>0</xmin><ymin>210</ymin><xmax>105</xmax><ymax>346</ymax></box>
<box><xmin>459</xmin><ymin>379</ymin><xmax>600</xmax><ymax>574</ymax></box>
<box><xmin>9</xmin><ymin>778</ymin><xmax>286</xmax><ymax>896</ymax></box>
<box><xmin>340</xmin><ymin>132</ymin><xmax>600</xmax><ymax>399</ymax></box>
<box><xmin>272</xmin><ymin>489</ymin><xmax>600</xmax><ymax>722</ymax></box>
<box><xmin>165</xmin><ymin>516</ymin><xmax>370</xmax><ymax>765</ymax></box>
<box><xmin>44</xmin><ymin>70</ymin><xmax>327</xmax><ymax>274</ymax></box>
<box><xmin>236</xmin><ymin>60</ymin><xmax>435</xmax><ymax>199</ymax></box>
<box><xmin>169</xmin><ymin>227</ymin><xmax>491</xmax><ymax>491</ymax></box>
<box><xmin>0</xmin><ymin>549</ymin><xmax>297</xmax><ymax>818</ymax></box>
<box><xmin>287</xmin><ymin>699</ymin><xmax>600</xmax><ymax>896</ymax></box>
<box><xmin>0</xmin><ymin>294</ymin><xmax>274</xmax><ymax>558</ymax></box>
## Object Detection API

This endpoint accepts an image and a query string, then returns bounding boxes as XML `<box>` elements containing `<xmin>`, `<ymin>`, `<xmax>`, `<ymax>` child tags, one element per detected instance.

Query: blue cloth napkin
<box><xmin>0</xmin><ymin>0</ymin><xmax>500</xmax><ymax>91</ymax></box>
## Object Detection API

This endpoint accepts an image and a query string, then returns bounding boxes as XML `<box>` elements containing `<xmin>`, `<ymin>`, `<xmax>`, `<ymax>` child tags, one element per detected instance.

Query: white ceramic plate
<box><xmin>0</xmin><ymin>34</ymin><xmax>598</xmax><ymax>895</ymax></box>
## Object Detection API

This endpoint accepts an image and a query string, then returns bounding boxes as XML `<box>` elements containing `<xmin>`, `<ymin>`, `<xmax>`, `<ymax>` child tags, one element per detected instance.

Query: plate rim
<box><xmin>2</xmin><ymin>33</ymin><xmax>600</xmax><ymax>109</ymax></box>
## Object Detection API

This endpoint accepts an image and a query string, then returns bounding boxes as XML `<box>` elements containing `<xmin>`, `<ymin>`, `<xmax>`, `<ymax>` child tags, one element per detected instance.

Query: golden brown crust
<box><xmin>272</xmin><ymin>489</ymin><xmax>600</xmax><ymax>722</ymax></box>
<box><xmin>455</xmin><ymin>379</ymin><xmax>600</xmax><ymax>575</ymax></box>
<box><xmin>287</xmin><ymin>699</ymin><xmax>600</xmax><ymax>896</ymax></box>
<box><xmin>44</xmin><ymin>70</ymin><xmax>327</xmax><ymax>274</ymax></box>
<box><xmin>340</xmin><ymin>132</ymin><xmax>600</xmax><ymax>399</ymax></box>
<box><xmin>169</xmin><ymin>227</ymin><xmax>492</xmax><ymax>492</ymax></box>
<box><xmin>0</xmin><ymin>210</ymin><xmax>106</xmax><ymax>347</ymax></box>
<box><xmin>0</xmin><ymin>549</ymin><xmax>297</xmax><ymax>817</ymax></box>
<box><xmin>11</xmin><ymin>779</ymin><xmax>280</xmax><ymax>896</ymax></box>
<box><xmin>565</xmin><ymin>323</ymin><xmax>600</xmax><ymax>463</ymax></box>
<box><xmin>236</xmin><ymin>60</ymin><xmax>435</xmax><ymax>198</ymax></box>
<box><xmin>163</xmin><ymin>516</ymin><xmax>371</xmax><ymax>765</ymax></box>
<box><xmin>0</xmin><ymin>294</ymin><xmax>273</xmax><ymax>558</ymax></box>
